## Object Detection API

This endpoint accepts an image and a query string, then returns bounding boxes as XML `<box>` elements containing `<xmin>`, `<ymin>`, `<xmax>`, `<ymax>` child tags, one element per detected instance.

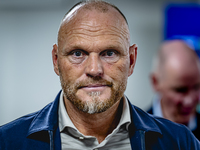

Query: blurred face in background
<box><xmin>155</xmin><ymin>57</ymin><xmax>200</xmax><ymax>125</ymax></box>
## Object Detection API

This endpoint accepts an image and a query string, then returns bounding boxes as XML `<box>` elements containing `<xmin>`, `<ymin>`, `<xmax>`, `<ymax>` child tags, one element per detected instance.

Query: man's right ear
<box><xmin>150</xmin><ymin>73</ymin><xmax>160</xmax><ymax>92</ymax></box>
<box><xmin>52</xmin><ymin>44</ymin><xmax>60</xmax><ymax>76</ymax></box>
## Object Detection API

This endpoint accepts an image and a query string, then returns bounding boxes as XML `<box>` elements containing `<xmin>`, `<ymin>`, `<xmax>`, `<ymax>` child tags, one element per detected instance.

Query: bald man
<box><xmin>148</xmin><ymin>40</ymin><xmax>200</xmax><ymax>140</ymax></box>
<box><xmin>0</xmin><ymin>1</ymin><xmax>200</xmax><ymax>150</ymax></box>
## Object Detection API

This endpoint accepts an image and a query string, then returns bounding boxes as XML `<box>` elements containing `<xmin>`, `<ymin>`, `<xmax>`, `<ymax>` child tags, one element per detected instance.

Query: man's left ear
<box><xmin>52</xmin><ymin>44</ymin><xmax>60</xmax><ymax>76</ymax></box>
<box><xmin>128</xmin><ymin>44</ymin><xmax>137</xmax><ymax>76</ymax></box>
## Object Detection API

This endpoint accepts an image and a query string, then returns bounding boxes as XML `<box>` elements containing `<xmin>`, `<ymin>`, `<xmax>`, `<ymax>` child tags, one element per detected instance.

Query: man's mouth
<box><xmin>80</xmin><ymin>84</ymin><xmax>108</xmax><ymax>88</ymax></box>
<box><xmin>79</xmin><ymin>84</ymin><xmax>110</xmax><ymax>91</ymax></box>
<box><xmin>180</xmin><ymin>107</ymin><xmax>193</xmax><ymax>115</ymax></box>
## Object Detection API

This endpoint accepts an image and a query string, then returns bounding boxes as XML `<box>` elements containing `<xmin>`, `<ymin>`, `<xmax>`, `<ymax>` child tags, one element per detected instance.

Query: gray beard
<box><xmin>60</xmin><ymin>76</ymin><xmax>126</xmax><ymax>114</ymax></box>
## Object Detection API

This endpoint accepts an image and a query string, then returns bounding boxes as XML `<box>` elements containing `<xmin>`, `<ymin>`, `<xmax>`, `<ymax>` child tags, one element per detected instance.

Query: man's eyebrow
<box><xmin>61</xmin><ymin>45</ymin><xmax>84</xmax><ymax>52</ymax></box>
<box><xmin>102</xmin><ymin>45</ymin><xmax>120</xmax><ymax>50</ymax></box>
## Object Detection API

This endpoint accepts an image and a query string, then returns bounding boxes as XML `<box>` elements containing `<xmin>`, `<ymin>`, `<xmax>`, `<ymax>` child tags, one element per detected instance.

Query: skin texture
<box><xmin>52</xmin><ymin>3</ymin><xmax>137</xmax><ymax>143</ymax></box>
<box><xmin>151</xmin><ymin>40</ymin><xmax>200</xmax><ymax>125</ymax></box>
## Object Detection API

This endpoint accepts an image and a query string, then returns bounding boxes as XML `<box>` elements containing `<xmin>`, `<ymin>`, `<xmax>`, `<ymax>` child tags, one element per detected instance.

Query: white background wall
<box><xmin>0</xmin><ymin>0</ymin><xmax>195</xmax><ymax>125</ymax></box>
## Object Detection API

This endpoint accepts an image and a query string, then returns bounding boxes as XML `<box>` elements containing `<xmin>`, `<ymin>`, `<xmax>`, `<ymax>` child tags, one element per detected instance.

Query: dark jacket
<box><xmin>147</xmin><ymin>107</ymin><xmax>200</xmax><ymax>141</ymax></box>
<box><xmin>0</xmin><ymin>91</ymin><xmax>200</xmax><ymax>150</ymax></box>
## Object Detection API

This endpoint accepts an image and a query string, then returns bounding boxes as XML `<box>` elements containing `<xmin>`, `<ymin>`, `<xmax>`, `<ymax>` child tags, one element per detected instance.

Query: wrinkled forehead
<box><xmin>58</xmin><ymin>5</ymin><xmax>130</xmax><ymax>46</ymax></box>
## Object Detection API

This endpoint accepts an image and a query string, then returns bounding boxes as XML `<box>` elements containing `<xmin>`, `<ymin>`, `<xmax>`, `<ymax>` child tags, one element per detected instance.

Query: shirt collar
<box><xmin>58</xmin><ymin>90</ymin><xmax>131</xmax><ymax>133</ymax></box>
<box><xmin>58</xmin><ymin>91</ymin><xmax>77</xmax><ymax>132</ymax></box>
<box><xmin>119</xmin><ymin>96</ymin><xmax>131</xmax><ymax>130</ymax></box>
<box><xmin>152</xmin><ymin>94</ymin><xmax>163</xmax><ymax>118</ymax></box>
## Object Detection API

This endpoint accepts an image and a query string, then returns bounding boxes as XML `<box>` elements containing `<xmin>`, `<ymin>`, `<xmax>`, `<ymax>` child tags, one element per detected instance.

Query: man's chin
<box><xmin>176</xmin><ymin>116</ymin><xmax>191</xmax><ymax>125</ymax></box>
<box><xmin>76</xmin><ymin>100</ymin><xmax>111</xmax><ymax>114</ymax></box>
<box><xmin>76</xmin><ymin>92</ymin><xmax>112</xmax><ymax>102</ymax></box>
<box><xmin>72</xmin><ymin>94</ymin><xmax>116</xmax><ymax>114</ymax></box>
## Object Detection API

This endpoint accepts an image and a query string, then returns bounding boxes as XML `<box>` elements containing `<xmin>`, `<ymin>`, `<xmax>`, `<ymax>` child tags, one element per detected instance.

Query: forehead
<box><xmin>58</xmin><ymin>7</ymin><xmax>129</xmax><ymax>48</ymax></box>
<box><xmin>163</xmin><ymin>58</ymin><xmax>200</xmax><ymax>87</ymax></box>
<box><xmin>62</xmin><ymin>5</ymin><xmax>128</xmax><ymax>29</ymax></box>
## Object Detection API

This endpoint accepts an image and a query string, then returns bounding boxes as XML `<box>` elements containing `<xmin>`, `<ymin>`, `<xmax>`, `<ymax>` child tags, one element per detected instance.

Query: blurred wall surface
<box><xmin>0</xmin><ymin>0</ymin><xmax>193</xmax><ymax>126</ymax></box>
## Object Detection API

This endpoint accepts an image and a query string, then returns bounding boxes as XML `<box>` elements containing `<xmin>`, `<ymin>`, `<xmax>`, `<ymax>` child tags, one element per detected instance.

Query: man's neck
<box><xmin>64</xmin><ymin>98</ymin><xmax>123</xmax><ymax>143</ymax></box>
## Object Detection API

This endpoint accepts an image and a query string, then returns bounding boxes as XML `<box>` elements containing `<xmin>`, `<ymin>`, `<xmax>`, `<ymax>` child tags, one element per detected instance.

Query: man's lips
<box><xmin>78</xmin><ymin>83</ymin><xmax>111</xmax><ymax>88</ymax></box>
<box><xmin>180</xmin><ymin>107</ymin><xmax>193</xmax><ymax>115</ymax></box>
<box><xmin>78</xmin><ymin>84</ymin><xmax>111</xmax><ymax>91</ymax></box>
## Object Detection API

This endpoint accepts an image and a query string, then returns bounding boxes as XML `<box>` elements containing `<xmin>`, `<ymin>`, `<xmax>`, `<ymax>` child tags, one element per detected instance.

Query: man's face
<box><xmin>53</xmin><ymin>9</ymin><xmax>136</xmax><ymax>114</ymax></box>
<box><xmin>158</xmin><ymin>61</ymin><xmax>200</xmax><ymax>124</ymax></box>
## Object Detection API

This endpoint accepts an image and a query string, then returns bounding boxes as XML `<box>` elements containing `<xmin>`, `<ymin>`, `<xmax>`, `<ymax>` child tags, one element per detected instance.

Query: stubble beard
<box><xmin>59</xmin><ymin>73</ymin><xmax>127</xmax><ymax>114</ymax></box>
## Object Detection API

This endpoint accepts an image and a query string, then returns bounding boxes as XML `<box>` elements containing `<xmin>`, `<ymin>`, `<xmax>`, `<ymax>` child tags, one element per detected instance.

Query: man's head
<box><xmin>151</xmin><ymin>40</ymin><xmax>200</xmax><ymax>124</ymax></box>
<box><xmin>52</xmin><ymin>0</ymin><xmax>137</xmax><ymax>114</ymax></box>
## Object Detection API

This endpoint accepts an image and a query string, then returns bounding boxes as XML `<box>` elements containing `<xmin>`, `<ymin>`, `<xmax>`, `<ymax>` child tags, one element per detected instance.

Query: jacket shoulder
<box><xmin>0</xmin><ymin>101</ymin><xmax>54</xmax><ymax>148</ymax></box>
<box><xmin>133</xmin><ymin>104</ymin><xmax>189</xmax><ymax>133</ymax></box>
<box><xmin>0</xmin><ymin>111</ymin><xmax>39</xmax><ymax>131</ymax></box>
<box><xmin>131</xmin><ymin>104</ymin><xmax>200</xmax><ymax>149</ymax></box>
<box><xmin>0</xmin><ymin>111</ymin><xmax>39</xmax><ymax>149</ymax></box>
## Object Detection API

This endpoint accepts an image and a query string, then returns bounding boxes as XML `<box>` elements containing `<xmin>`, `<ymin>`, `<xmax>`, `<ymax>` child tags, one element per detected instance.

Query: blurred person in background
<box><xmin>148</xmin><ymin>39</ymin><xmax>200</xmax><ymax>140</ymax></box>
<box><xmin>0</xmin><ymin>1</ymin><xmax>200</xmax><ymax>150</ymax></box>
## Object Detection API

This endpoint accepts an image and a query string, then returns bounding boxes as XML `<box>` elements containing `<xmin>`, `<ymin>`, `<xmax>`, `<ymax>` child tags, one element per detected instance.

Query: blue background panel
<box><xmin>165</xmin><ymin>4</ymin><xmax>200</xmax><ymax>39</ymax></box>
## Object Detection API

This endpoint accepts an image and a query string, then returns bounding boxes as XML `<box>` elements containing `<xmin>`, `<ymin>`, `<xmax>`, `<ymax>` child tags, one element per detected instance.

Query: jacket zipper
<box><xmin>48</xmin><ymin>130</ymin><xmax>54</xmax><ymax>150</ymax></box>
<box><xmin>139</xmin><ymin>130</ymin><xmax>146</xmax><ymax>150</ymax></box>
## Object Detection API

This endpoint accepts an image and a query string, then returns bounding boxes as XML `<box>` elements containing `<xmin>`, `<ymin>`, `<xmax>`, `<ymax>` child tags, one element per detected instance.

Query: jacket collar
<box><xmin>126</xmin><ymin>97</ymin><xmax>162</xmax><ymax>136</ymax></box>
<box><xmin>27</xmin><ymin>91</ymin><xmax>61</xmax><ymax>139</ymax></box>
<box><xmin>27</xmin><ymin>92</ymin><xmax>162</xmax><ymax>139</ymax></box>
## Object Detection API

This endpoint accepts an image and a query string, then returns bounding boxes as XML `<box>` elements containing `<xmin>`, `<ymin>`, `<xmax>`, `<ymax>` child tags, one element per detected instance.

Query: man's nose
<box><xmin>183</xmin><ymin>96</ymin><xmax>193</xmax><ymax>107</ymax></box>
<box><xmin>85</xmin><ymin>53</ymin><xmax>104</xmax><ymax>77</ymax></box>
<box><xmin>182</xmin><ymin>91</ymin><xmax>198</xmax><ymax>107</ymax></box>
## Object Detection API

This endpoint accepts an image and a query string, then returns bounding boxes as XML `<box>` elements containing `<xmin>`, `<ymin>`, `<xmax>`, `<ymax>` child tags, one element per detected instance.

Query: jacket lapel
<box><xmin>27</xmin><ymin>91</ymin><xmax>62</xmax><ymax>147</ymax></box>
<box><xmin>127</xmin><ymin>97</ymin><xmax>162</xmax><ymax>149</ymax></box>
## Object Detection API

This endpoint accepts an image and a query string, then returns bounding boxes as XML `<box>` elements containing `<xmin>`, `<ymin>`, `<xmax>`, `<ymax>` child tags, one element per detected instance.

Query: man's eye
<box><xmin>174</xmin><ymin>87</ymin><xmax>188</xmax><ymax>93</ymax></box>
<box><xmin>102</xmin><ymin>50</ymin><xmax>117</xmax><ymax>57</ymax></box>
<box><xmin>73</xmin><ymin>51</ymin><xmax>82</xmax><ymax>57</ymax></box>
<box><xmin>106</xmin><ymin>51</ymin><xmax>114</xmax><ymax>56</ymax></box>
<box><xmin>68</xmin><ymin>50</ymin><xmax>87</xmax><ymax>64</ymax></box>
<box><xmin>101</xmin><ymin>50</ymin><xmax>120</xmax><ymax>63</ymax></box>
